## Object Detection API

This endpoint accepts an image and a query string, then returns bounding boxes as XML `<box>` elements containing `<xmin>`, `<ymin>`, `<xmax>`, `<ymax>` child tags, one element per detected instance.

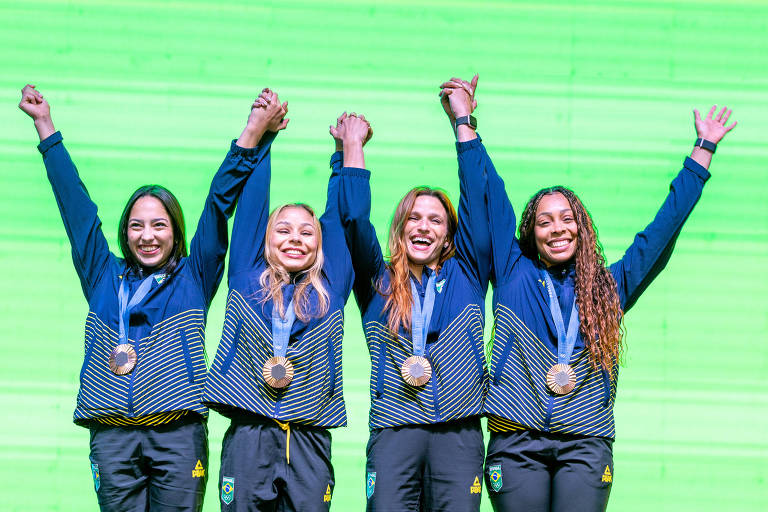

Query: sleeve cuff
<box><xmin>455</xmin><ymin>134</ymin><xmax>483</xmax><ymax>153</ymax></box>
<box><xmin>230</xmin><ymin>139</ymin><xmax>264</xmax><ymax>157</ymax></box>
<box><xmin>330</xmin><ymin>151</ymin><xmax>343</xmax><ymax>168</ymax></box>
<box><xmin>37</xmin><ymin>131</ymin><xmax>63</xmax><ymax>154</ymax></box>
<box><xmin>340</xmin><ymin>167</ymin><xmax>370</xmax><ymax>179</ymax></box>
<box><xmin>683</xmin><ymin>156</ymin><xmax>711</xmax><ymax>182</ymax></box>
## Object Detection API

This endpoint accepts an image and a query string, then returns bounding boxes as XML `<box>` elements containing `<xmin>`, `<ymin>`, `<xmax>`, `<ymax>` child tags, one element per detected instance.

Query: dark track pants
<box><xmin>88</xmin><ymin>417</ymin><xmax>208</xmax><ymax>512</ymax></box>
<box><xmin>219</xmin><ymin>418</ymin><xmax>334</xmax><ymax>512</ymax></box>
<box><xmin>484</xmin><ymin>430</ymin><xmax>613</xmax><ymax>512</ymax></box>
<box><xmin>365</xmin><ymin>417</ymin><xmax>484</xmax><ymax>512</ymax></box>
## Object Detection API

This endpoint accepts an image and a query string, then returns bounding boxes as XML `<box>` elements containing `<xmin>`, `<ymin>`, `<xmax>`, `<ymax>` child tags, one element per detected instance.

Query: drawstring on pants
<box><xmin>274</xmin><ymin>420</ymin><xmax>291</xmax><ymax>464</ymax></box>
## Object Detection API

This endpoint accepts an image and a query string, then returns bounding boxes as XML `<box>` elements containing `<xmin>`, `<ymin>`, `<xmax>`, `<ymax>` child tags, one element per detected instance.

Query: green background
<box><xmin>1</xmin><ymin>0</ymin><xmax>766</xmax><ymax>510</ymax></box>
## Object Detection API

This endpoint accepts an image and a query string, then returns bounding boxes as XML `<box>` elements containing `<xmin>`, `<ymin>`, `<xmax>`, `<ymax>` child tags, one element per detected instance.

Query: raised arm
<box><xmin>611</xmin><ymin>105</ymin><xmax>737</xmax><ymax>311</ymax></box>
<box><xmin>189</xmin><ymin>89</ymin><xmax>288</xmax><ymax>301</ymax></box>
<box><xmin>439</xmin><ymin>75</ymin><xmax>492</xmax><ymax>292</ymax></box>
<box><xmin>19</xmin><ymin>84</ymin><xmax>112</xmax><ymax>300</ymax></box>
<box><xmin>336</xmin><ymin>113</ymin><xmax>384</xmax><ymax>309</ymax></box>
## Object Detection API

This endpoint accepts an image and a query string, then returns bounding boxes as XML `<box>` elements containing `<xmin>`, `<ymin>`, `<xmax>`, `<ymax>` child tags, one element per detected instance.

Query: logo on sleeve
<box><xmin>323</xmin><ymin>484</ymin><xmax>332</xmax><ymax>503</ymax></box>
<box><xmin>488</xmin><ymin>463</ymin><xmax>503</xmax><ymax>492</ymax></box>
<box><xmin>366</xmin><ymin>472</ymin><xmax>376</xmax><ymax>499</ymax></box>
<box><xmin>90</xmin><ymin>463</ymin><xmax>100</xmax><ymax>492</ymax></box>
<box><xmin>221</xmin><ymin>477</ymin><xmax>235</xmax><ymax>505</ymax></box>
<box><xmin>192</xmin><ymin>460</ymin><xmax>205</xmax><ymax>478</ymax></box>
<box><xmin>470</xmin><ymin>475</ymin><xmax>482</xmax><ymax>494</ymax></box>
<box><xmin>601</xmin><ymin>465</ymin><xmax>612</xmax><ymax>483</ymax></box>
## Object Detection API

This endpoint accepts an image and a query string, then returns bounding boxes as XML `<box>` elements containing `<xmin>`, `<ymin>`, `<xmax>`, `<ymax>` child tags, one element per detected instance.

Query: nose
<box><xmin>417</xmin><ymin>218</ymin><xmax>430</xmax><ymax>232</ymax></box>
<box><xmin>139</xmin><ymin>227</ymin><xmax>154</xmax><ymax>242</ymax></box>
<box><xmin>551</xmin><ymin>219</ymin><xmax>566</xmax><ymax>234</ymax></box>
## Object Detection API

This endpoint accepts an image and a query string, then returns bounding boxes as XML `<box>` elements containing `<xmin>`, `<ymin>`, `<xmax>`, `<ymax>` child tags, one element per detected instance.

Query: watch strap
<box><xmin>695</xmin><ymin>138</ymin><xmax>717</xmax><ymax>154</ymax></box>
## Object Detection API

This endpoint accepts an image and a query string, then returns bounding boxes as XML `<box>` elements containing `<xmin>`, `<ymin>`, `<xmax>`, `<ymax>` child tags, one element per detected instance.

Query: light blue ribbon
<box><xmin>409</xmin><ymin>273</ymin><xmax>436</xmax><ymax>357</ymax></box>
<box><xmin>541</xmin><ymin>270</ymin><xmax>580</xmax><ymax>365</ymax></box>
<box><xmin>271</xmin><ymin>298</ymin><xmax>296</xmax><ymax>358</ymax></box>
<box><xmin>117</xmin><ymin>273</ymin><xmax>158</xmax><ymax>345</ymax></box>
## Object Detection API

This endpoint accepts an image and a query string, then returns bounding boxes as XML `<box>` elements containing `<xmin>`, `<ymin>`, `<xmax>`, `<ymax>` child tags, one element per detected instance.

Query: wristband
<box><xmin>454</xmin><ymin>115</ymin><xmax>477</xmax><ymax>131</ymax></box>
<box><xmin>695</xmin><ymin>138</ymin><xmax>717</xmax><ymax>154</ymax></box>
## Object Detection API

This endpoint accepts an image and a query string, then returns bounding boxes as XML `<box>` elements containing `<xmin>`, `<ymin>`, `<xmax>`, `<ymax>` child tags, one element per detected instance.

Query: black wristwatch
<box><xmin>454</xmin><ymin>115</ymin><xmax>477</xmax><ymax>131</ymax></box>
<box><xmin>695</xmin><ymin>138</ymin><xmax>717</xmax><ymax>154</ymax></box>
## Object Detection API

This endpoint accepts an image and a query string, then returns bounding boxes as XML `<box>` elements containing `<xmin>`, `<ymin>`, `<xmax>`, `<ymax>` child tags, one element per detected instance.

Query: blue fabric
<box><xmin>338</xmin><ymin>136</ymin><xmax>492</xmax><ymax>429</ymax></box>
<box><xmin>38</xmin><ymin>131</ymin><xmax>260</xmax><ymax>425</ymax></box>
<box><xmin>409</xmin><ymin>273</ymin><xmax>436</xmax><ymax>357</ymax></box>
<box><xmin>540</xmin><ymin>270</ymin><xmax>580</xmax><ymax>365</ymax></box>
<box><xmin>203</xmin><ymin>149</ymin><xmax>354</xmax><ymax>428</ymax></box>
<box><xmin>271</xmin><ymin>298</ymin><xmax>296</xmax><ymax>359</ymax></box>
<box><xmin>483</xmin><ymin>155</ymin><xmax>711</xmax><ymax>439</ymax></box>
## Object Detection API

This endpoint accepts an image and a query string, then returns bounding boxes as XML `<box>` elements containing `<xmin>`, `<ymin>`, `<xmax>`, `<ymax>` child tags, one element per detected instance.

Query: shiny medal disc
<box><xmin>109</xmin><ymin>344</ymin><xmax>137</xmax><ymax>375</ymax></box>
<box><xmin>546</xmin><ymin>363</ymin><xmax>576</xmax><ymax>395</ymax></box>
<box><xmin>401</xmin><ymin>356</ymin><xmax>432</xmax><ymax>386</ymax></box>
<box><xmin>263</xmin><ymin>356</ymin><xmax>294</xmax><ymax>388</ymax></box>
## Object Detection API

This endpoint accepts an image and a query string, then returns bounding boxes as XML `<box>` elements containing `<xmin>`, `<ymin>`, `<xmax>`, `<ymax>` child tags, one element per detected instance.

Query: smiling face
<box><xmin>268</xmin><ymin>206</ymin><xmax>319</xmax><ymax>273</ymax></box>
<box><xmin>126</xmin><ymin>196</ymin><xmax>175</xmax><ymax>270</ymax></box>
<box><xmin>533</xmin><ymin>192</ymin><xmax>579</xmax><ymax>266</ymax></box>
<box><xmin>403</xmin><ymin>195</ymin><xmax>449</xmax><ymax>272</ymax></box>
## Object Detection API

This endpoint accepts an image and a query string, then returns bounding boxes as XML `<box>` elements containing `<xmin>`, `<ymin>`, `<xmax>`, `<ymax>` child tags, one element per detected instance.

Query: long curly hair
<box><xmin>259</xmin><ymin>203</ymin><xmax>330</xmax><ymax>322</ymax></box>
<box><xmin>383</xmin><ymin>187</ymin><xmax>458</xmax><ymax>335</ymax></box>
<box><xmin>518</xmin><ymin>186</ymin><xmax>624</xmax><ymax>373</ymax></box>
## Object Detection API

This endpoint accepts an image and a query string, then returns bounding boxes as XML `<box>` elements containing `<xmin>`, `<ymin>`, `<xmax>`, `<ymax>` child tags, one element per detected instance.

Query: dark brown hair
<box><xmin>518</xmin><ymin>186</ymin><xmax>624</xmax><ymax>373</ymax></box>
<box><xmin>118</xmin><ymin>185</ymin><xmax>187</xmax><ymax>275</ymax></box>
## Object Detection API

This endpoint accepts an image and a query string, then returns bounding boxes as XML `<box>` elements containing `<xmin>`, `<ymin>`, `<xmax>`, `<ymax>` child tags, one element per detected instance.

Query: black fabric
<box><xmin>219</xmin><ymin>418</ymin><xmax>333</xmax><ymax>512</ymax></box>
<box><xmin>365</xmin><ymin>417</ymin><xmax>484</xmax><ymax>512</ymax></box>
<box><xmin>485</xmin><ymin>430</ymin><xmax>613</xmax><ymax>512</ymax></box>
<box><xmin>88</xmin><ymin>417</ymin><xmax>208</xmax><ymax>512</ymax></box>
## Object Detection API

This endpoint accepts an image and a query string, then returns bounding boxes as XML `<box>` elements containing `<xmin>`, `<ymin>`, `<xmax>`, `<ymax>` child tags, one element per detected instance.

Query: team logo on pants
<box><xmin>488</xmin><ymin>464</ymin><xmax>503</xmax><ymax>492</ymax></box>
<box><xmin>90</xmin><ymin>463</ymin><xmax>100</xmax><ymax>492</ymax></box>
<box><xmin>366</xmin><ymin>472</ymin><xmax>376</xmax><ymax>499</ymax></box>
<box><xmin>221</xmin><ymin>477</ymin><xmax>235</xmax><ymax>505</ymax></box>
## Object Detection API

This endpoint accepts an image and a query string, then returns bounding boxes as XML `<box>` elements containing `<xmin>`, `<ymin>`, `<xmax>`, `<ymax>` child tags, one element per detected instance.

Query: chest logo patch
<box><xmin>435</xmin><ymin>279</ymin><xmax>446</xmax><ymax>294</ymax></box>
<box><xmin>154</xmin><ymin>273</ymin><xmax>166</xmax><ymax>285</ymax></box>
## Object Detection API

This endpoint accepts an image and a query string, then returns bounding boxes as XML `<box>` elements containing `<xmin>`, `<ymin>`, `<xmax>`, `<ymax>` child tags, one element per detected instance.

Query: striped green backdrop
<box><xmin>1</xmin><ymin>0</ymin><xmax>766</xmax><ymax>510</ymax></box>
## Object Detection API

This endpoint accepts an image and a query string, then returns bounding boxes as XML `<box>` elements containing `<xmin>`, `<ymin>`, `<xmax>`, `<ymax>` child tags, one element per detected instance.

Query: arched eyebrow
<box><xmin>536</xmin><ymin>208</ymin><xmax>573</xmax><ymax>219</ymax></box>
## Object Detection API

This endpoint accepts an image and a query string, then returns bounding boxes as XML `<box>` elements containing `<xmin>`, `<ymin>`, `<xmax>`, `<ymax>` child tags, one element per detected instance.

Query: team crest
<box><xmin>90</xmin><ymin>463</ymin><xmax>100</xmax><ymax>491</ymax></box>
<box><xmin>366</xmin><ymin>472</ymin><xmax>376</xmax><ymax>499</ymax></box>
<box><xmin>221</xmin><ymin>477</ymin><xmax>235</xmax><ymax>505</ymax></box>
<box><xmin>488</xmin><ymin>464</ymin><xmax>503</xmax><ymax>492</ymax></box>
<box><xmin>435</xmin><ymin>279</ymin><xmax>446</xmax><ymax>293</ymax></box>
<box><xmin>154</xmin><ymin>273</ymin><xmax>166</xmax><ymax>285</ymax></box>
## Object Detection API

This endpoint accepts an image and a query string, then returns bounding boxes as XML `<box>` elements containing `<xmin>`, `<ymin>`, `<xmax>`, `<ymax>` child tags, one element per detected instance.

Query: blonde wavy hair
<box><xmin>259</xmin><ymin>203</ymin><xmax>330</xmax><ymax>322</ymax></box>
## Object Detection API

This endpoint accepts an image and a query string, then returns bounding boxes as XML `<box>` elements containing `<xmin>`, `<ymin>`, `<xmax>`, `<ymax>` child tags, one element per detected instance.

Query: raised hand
<box><xmin>694</xmin><ymin>105</ymin><xmax>737</xmax><ymax>144</ymax></box>
<box><xmin>237</xmin><ymin>88</ymin><xmax>289</xmax><ymax>148</ymax></box>
<box><xmin>19</xmin><ymin>84</ymin><xmax>55</xmax><ymax>140</ymax></box>
<box><xmin>332</xmin><ymin>113</ymin><xmax>372</xmax><ymax>168</ymax></box>
<box><xmin>439</xmin><ymin>74</ymin><xmax>478</xmax><ymax>121</ymax></box>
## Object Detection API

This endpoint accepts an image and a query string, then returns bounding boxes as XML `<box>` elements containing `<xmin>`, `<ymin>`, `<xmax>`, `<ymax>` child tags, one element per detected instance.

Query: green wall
<box><xmin>1</xmin><ymin>0</ymin><xmax>766</xmax><ymax>510</ymax></box>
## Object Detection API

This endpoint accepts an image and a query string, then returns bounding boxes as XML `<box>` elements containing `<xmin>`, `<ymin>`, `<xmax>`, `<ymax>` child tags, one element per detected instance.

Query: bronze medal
<box><xmin>401</xmin><ymin>355</ymin><xmax>432</xmax><ymax>387</ymax></box>
<box><xmin>546</xmin><ymin>363</ymin><xmax>576</xmax><ymax>395</ymax></box>
<box><xmin>109</xmin><ymin>344</ymin><xmax>137</xmax><ymax>375</ymax></box>
<box><xmin>263</xmin><ymin>356</ymin><xmax>294</xmax><ymax>388</ymax></box>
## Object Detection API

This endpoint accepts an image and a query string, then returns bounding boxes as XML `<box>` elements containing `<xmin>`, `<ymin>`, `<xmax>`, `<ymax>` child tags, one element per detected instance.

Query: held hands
<box><xmin>694</xmin><ymin>105</ymin><xmax>736</xmax><ymax>144</ymax></box>
<box><xmin>439</xmin><ymin>74</ymin><xmax>478</xmax><ymax>122</ymax></box>
<box><xmin>329</xmin><ymin>112</ymin><xmax>373</xmax><ymax>150</ymax></box>
<box><xmin>330</xmin><ymin>112</ymin><xmax>372</xmax><ymax>168</ymax></box>
<box><xmin>250</xmin><ymin>88</ymin><xmax>289</xmax><ymax>132</ymax></box>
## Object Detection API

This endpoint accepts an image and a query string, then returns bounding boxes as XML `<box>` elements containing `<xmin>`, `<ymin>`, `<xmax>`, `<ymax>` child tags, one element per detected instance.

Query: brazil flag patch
<box><xmin>488</xmin><ymin>463</ymin><xmax>503</xmax><ymax>492</ymax></box>
<box><xmin>221</xmin><ymin>476</ymin><xmax>235</xmax><ymax>505</ymax></box>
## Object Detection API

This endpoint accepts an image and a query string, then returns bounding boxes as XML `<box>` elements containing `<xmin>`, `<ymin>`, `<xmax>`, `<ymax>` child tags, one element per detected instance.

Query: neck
<box><xmin>408</xmin><ymin>262</ymin><xmax>424</xmax><ymax>281</ymax></box>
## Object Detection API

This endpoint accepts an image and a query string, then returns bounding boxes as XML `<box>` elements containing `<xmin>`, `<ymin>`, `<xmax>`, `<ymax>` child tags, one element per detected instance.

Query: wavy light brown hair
<box><xmin>518</xmin><ymin>186</ymin><xmax>624</xmax><ymax>373</ymax></box>
<box><xmin>259</xmin><ymin>203</ymin><xmax>330</xmax><ymax>322</ymax></box>
<box><xmin>383</xmin><ymin>187</ymin><xmax>458</xmax><ymax>335</ymax></box>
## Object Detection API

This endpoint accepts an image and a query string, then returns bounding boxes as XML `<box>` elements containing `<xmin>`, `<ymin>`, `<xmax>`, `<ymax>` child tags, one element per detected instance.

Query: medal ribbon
<box><xmin>118</xmin><ymin>273</ymin><xmax>159</xmax><ymax>345</ymax></box>
<box><xmin>271</xmin><ymin>298</ymin><xmax>296</xmax><ymax>358</ymax></box>
<box><xmin>409</xmin><ymin>273</ymin><xmax>436</xmax><ymax>357</ymax></box>
<box><xmin>541</xmin><ymin>270</ymin><xmax>580</xmax><ymax>365</ymax></box>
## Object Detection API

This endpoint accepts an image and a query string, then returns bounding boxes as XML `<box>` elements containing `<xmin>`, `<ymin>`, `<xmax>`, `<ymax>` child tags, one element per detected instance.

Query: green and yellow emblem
<box><xmin>489</xmin><ymin>463</ymin><xmax>503</xmax><ymax>492</ymax></box>
<box><xmin>221</xmin><ymin>476</ymin><xmax>235</xmax><ymax>505</ymax></box>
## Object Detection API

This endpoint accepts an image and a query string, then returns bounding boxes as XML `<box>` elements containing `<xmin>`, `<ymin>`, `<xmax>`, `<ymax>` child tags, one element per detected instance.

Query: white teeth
<box><xmin>412</xmin><ymin>237</ymin><xmax>431</xmax><ymax>244</ymax></box>
<box><xmin>285</xmin><ymin>249</ymin><xmax>303</xmax><ymax>255</ymax></box>
<box><xmin>550</xmin><ymin>240</ymin><xmax>569</xmax><ymax>248</ymax></box>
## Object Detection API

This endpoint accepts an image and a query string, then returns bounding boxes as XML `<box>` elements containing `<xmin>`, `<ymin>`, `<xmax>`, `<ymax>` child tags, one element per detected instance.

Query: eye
<box><xmin>431</xmin><ymin>218</ymin><xmax>442</xmax><ymax>225</ymax></box>
<box><xmin>408</xmin><ymin>215</ymin><xmax>418</xmax><ymax>221</ymax></box>
<box><xmin>538</xmin><ymin>221</ymin><xmax>550</xmax><ymax>227</ymax></box>
<box><xmin>276</xmin><ymin>228</ymin><xmax>289</xmax><ymax>234</ymax></box>
<box><xmin>301</xmin><ymin>231</ymin><xmax>313</xmax><ymax>237</ymax></box>
<box><xmin>129</xmin><ymin>222</ymin><xmax>142</xmax><ymax>229</ymax></box>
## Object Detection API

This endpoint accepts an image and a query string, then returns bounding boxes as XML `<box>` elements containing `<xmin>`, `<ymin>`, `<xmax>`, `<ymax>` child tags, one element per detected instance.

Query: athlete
<box><xmin>337</xmin><ymin>76</ymin><xmax>492</xmax><ymax>511</ymax></box>
<box><xmin>18</xmin><ymin>84</ymin><xmax>278</xmax><ymax>511</ymax></box>
<box><xmin>203</xmin><ymin>90</ymin><xmax>358</xmax><ymax>511</ymax></box>
<box><xmin>481</xmin><ymin>104</ymin><xmax>737</xmax><ymax>511</ymax></box>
